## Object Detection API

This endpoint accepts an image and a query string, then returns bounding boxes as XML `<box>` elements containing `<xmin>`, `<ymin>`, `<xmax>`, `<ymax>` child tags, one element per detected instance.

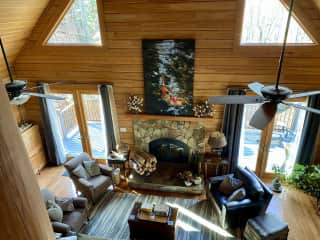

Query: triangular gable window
<box><xmin>241</xmin><ymin>0</ymin><xmax>314</xmax><ymax>45</ymax></box>
<box><xmin>47</xmin><ymin>0</ymin><xmax>102</xmax><ymax>45</ymax></box>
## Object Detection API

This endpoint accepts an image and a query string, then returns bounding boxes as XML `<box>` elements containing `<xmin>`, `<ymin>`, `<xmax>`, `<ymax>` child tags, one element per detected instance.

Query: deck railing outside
<box><xmin>57</xmin><ymin>103</ymin><xmax>78</xmax><ymax>138</ymax></box>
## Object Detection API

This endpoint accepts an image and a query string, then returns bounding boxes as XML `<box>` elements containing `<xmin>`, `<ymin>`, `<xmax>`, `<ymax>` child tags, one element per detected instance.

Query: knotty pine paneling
<box><xmin>14</xmin><ymin>0</ymin><xmax>320</xmax><ymax>151</ymax></box>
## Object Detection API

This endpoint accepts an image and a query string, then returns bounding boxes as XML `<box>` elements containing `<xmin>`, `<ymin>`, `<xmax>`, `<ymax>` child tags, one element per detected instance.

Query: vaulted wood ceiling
<box><xmin>0</xmin><ymin>0</ymin><xmax>50</xmax><ymax>82</ymax></box>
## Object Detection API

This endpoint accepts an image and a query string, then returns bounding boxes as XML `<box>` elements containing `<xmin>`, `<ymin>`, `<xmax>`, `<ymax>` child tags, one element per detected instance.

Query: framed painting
<box><xmin>143</xmin><ymin>39</ymin><xmax>195</xmax><ymax>116</ymax></box>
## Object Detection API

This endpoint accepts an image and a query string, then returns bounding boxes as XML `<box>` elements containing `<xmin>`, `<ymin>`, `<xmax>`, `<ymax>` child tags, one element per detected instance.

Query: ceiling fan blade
<box><xmin>248</xmin><ymin>82</ymin><xmax>264</xmax><ymax>96</ymax></box>
<box><xmin>249</xmin><ymin>102</ymin><xmax>277</xmax><ymax>130</ymax></box>
<box><xmin>281</xmin><ymin>102</ymin><xmax>320</xmax><ymax>115</ymax></box>
<box><xmin>24</xmin><ymin>81</ymin><xmax>67</xmax><ymax>91</ymax></box>
<box><xmin>22</xmin><ymin>92</ymin><xmax>65</xmax><ymax>100</ymax></box>
<box><xmin>288</xmin><ymin>90</ymin><xmax>320</xmax><ymax>99</ymax></box>
<box><xmin>208</xmin><ymin>96</ymin><xmax>265</xmax><ymax>104</ymax></box>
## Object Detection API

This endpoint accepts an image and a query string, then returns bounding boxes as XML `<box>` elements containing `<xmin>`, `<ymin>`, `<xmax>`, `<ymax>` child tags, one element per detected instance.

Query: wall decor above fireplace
<box><xmin>142</xmin><ymin>39</ymin><xmax>195</xmax><ymax>116</ymax></box>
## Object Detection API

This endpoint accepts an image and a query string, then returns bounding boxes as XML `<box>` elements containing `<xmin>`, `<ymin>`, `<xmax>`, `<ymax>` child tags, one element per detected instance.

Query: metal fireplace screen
<box><xmin>149</xmin><ymin>138</ymin><xmax>189</xmax><ymax>164</ymax></box>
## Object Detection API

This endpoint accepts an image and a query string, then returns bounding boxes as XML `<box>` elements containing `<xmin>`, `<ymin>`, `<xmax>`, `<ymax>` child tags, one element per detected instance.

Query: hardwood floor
<box><xmin>270</xmin><ymin>186</ymin><xmax>320</xmax><ymax>240</ymax></box>
<box><xmin>37</xmin><ymin>167</ymin><xmax>320</xmax><ymax>240</ymax></box>
<box><xmin>37</xmin><ymin>166</ymin><xmax>76</xmax><ymax>198</ymax></box>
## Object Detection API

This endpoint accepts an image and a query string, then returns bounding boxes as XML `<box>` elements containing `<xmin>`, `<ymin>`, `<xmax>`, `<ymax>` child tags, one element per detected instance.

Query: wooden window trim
<box><xmin>39</xmin><ymin>0</ymin><xmax>107</xmax><ymax>48</ymax></box>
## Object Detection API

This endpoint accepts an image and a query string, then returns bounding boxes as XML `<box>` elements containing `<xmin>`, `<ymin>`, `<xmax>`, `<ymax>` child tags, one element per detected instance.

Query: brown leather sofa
<box><xmin>64</xmin><ymin>152</ymin><xmax>115</xmax><ymax>204</ymax></box>
<box><xmin>41</xmin><ymin>189</ymin><xmax>88</xmax><ymax>235</ymax></box>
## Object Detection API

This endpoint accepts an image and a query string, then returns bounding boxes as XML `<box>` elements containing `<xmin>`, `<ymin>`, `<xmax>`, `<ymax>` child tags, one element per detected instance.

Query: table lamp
<box><xmin>208</xmin><ymin>131</ymin><xmax>227</xmax><ymax>160</ymax></box>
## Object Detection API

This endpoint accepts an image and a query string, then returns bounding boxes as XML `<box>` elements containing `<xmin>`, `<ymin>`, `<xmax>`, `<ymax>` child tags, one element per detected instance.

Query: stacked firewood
<box><xmin>132</xmin><ymin>151</ymin><xmax>157</xmax><ymax>176</ymax></box>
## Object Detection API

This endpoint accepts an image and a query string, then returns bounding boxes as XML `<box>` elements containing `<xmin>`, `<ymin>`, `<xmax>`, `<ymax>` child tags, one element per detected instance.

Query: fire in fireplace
<box><xmin>149</xmin><ymin>138</ymin><xmax>189</xmax><ymax>164</ymax></box>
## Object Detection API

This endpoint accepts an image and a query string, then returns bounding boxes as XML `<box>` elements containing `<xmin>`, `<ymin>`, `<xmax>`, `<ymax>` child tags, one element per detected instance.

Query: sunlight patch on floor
<box><xmin>166</xmin><ymin>202</ymin><xmax>234</xmax><ymax>238</ymax></box>
<box><xmin>176</xmin><ymin>219</ymin><xmax>200</xmax><ymax>232</ymax></box>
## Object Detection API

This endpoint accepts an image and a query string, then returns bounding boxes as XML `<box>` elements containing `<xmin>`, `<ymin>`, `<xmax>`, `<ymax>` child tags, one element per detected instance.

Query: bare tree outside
<box><xmin>48</xmin><ymin>0</ymin><xmax>102</xmax><ymax>45</ymax></box>
<box><xmin>241</xmin><ymin>0</ymin><xmax>313</xmax><ymax>44</ymax></box>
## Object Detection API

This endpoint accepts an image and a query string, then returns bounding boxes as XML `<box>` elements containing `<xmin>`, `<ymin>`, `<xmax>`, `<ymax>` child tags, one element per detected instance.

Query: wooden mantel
<box><xmin>0</xmin><ymin>82</ymin><xmax>54</xmax><ymax>239</ymax></box>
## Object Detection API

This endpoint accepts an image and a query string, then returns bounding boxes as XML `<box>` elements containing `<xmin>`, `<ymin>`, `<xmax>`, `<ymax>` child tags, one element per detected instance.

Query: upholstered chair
<box><xmin>41</xmin><ymin>188</ymin><xmax>88</xmax><ymax>235</ymax></box>
<box><xmin>64</xmin><ymin>152</ymin><xmax>116</xmax><ymax>204</ymax></box>
<box><xmin>208</xmin><ymin>166</ymin><xmax>273</xmax><ymax>229</ymax></box>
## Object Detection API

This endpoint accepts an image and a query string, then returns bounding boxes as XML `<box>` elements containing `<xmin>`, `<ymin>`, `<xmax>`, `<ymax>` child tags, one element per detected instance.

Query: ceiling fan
<box><xmin>0</xmin><ymin>38</ymin><xmax>64</xmax><ymax>105</ymax></box>
<box><xmin>208</xmin><ymin>0</ymin><xmax>320</xmax><ymax>130</ymax></box>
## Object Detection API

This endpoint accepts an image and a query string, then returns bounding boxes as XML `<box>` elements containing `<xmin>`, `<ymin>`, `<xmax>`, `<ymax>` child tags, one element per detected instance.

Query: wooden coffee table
<box><xmin>128</xmin><ymin>202</ymin><xmax>177</xmax><ymax>240</ymax></box>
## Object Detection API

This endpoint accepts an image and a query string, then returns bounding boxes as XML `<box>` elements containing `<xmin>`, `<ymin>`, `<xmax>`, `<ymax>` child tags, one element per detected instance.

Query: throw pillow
<box><xmin>218</xmin><ymin>175</ymin><xmax>243</xmax><ymax>195</ymax></box>
<box><xmin>227</xmin><ymin>187</ymin><xmax>246</xmax><ymax>202</ymax></box>
<box><xmin>208</xmin><ymin>174</ymin><xmax>234</xmax><ymax>184</ymax></box>
<box><xmin>83</xmin><ymin>160</ymin><xmax>101</xmax><ymax>177</ymax></box>
<box><xmin>47</xmin><ymin>200</ymin><xmax>63</xmax><ymax>222</ymax></box>
<box><xmin>72</xmin><ymin>164</ymin><xmax>89</xmax><ymax>179</ymax></box>
<box><xmin>55</xmin><ymin>197</ymin><xmax>75</xmax><ymax>212</ymax></box>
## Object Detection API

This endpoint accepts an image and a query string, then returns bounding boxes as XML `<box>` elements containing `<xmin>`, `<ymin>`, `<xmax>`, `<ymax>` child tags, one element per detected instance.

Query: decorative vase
<box><xmin>193</xmin><ymin>176</ymin><xmax>202</xmax><ymax>185</ymax></box>
<box><xmin>271</xmin><ymin>178</ymin><xmax>282</xmax><ymax>193</ymax></box>
<box><xmin>184</xmin><ymin>180</ymin><xmax>193</xmax><ymax>187</ymax></box>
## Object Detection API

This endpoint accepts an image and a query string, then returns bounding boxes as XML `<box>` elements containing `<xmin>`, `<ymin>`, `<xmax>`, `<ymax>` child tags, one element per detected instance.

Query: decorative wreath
<box><xmin>127</xmin><ymin>95</ymin><xmax>143</xmax><ymax>113</ymax></box>
<box><xmin>193</xmin><ymin>100</ymin><xmax>215</xmax><ymax>118</ymax></box>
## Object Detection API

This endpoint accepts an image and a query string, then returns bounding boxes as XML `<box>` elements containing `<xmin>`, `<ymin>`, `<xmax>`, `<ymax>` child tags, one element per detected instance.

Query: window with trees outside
<box><xmin>241</xmin><ymin>0</ymin><xmax>314</xmax><ymax>45</ymax></box>
<box><xmin>47</xmin><ymin>0</ymin><xmax>102</xmax><ymax>45</ymax></box>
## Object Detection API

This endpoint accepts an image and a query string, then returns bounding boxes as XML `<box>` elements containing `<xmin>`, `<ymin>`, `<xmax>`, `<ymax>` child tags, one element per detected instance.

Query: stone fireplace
<box><xmin>133</xmin><ymin>119</ymin><xmax>205</xmax><ymax>153</ymax></box>
<box><xmin>129</xmin><ymin>119</ymin><xmax>206</xmax><ymax>194</ymax></box>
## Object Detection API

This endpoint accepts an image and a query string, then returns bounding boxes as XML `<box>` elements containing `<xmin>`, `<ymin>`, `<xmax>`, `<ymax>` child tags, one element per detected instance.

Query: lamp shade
<box><xmin>208</xmin><ymin>133</ymin><xmax>227</xmax><ymax>149</ymax></box>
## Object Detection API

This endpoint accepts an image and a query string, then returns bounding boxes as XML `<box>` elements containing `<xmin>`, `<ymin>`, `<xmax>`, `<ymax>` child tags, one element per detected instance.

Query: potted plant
<box><xmin>288</xmin><ymin>164</ymin><xmax>320</xmax><ymax>214</ymax></box>
<box><xmin>271</xmin><ymin>164</ymin><xmax>286</xmax><ymax>193</ymax></box>
<box><xmin>288</xmin><ymin>164</ymin><xmax>320</xmax><ymax>197</ymax></box>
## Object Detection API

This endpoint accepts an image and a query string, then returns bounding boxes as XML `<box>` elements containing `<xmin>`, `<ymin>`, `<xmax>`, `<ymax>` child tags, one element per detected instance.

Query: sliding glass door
<box><xmin>51</xmin><ymin>93</ymin><xmax>84</xmax><ymax>157</ymax></box>
<box><xmin>49</xmin><ymin>86</ymin><xmax>107</xmax><ymax>161</ymax></box>
<box><xmin>81</xmin><ymin>94</ymin><xmax>106</xmax><ymax>159</ymax></box>
<box><xmin>238</xmin><ymin>100</ymin><xmax>307</xmax><ymax>178</ymax></box>
<box><xmin>238</xmin><ymin>104</ymin><xmax>263</xmax><ymax>171</ymax></box>
<box><xmin>263</xmin><ymin>103</ymin><xmax>306</xmax><ymax>174</ymax></box>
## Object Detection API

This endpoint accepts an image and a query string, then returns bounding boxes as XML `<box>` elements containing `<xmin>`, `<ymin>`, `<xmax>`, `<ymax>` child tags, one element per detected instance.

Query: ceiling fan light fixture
<box><xmin>10</xmin><ymin>95</ymin><xmax>31</xmax><ymax>105</ymax></box>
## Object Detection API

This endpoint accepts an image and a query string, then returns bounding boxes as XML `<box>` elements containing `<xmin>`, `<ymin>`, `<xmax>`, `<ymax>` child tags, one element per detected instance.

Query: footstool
<box><xmin>244</xmin><ymin>213</ymin><xmax>289</xmax><ymax>240</ymax></box>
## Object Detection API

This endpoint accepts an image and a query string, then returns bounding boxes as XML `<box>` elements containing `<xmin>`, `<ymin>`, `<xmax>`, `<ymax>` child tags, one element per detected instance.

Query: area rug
<box><xmin>81</xmin><ymin>191</ymin><xmax>234</xmax><ymax>240</ymax></box>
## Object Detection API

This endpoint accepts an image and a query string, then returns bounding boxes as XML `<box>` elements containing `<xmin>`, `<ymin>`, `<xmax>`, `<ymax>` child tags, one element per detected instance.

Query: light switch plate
<box><xmin>120</xmin><ymin>128</ymin><xmax>127</xmax><ymax>133</ymax></box>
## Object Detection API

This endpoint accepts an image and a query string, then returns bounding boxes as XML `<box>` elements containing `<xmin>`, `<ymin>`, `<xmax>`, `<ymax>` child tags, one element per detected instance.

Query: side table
<box><xmin>128</xmin><ymin>202</ymin><xmax>177</xmax><ymax>240</ymax></box>
<box><xmin>204</xmin><ymin>152</ymin><xmax>229</xmax><ymax>179</ymax></box>
<box><xmin>107</xmin><ymin>150</ymin><xmax>130</xmax><ymax>177</ymax></box>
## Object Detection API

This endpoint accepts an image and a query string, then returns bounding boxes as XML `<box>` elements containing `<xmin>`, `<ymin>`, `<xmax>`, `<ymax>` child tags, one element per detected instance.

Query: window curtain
<box><xmin>222</xmin><ymin>88</ymin><xmax>246</xmax><ymax>173</ymax></box>
<box><xmin>38</xmin><ymin>83</ymin><xmax>66</xmax><ymax>165</ymax></box>
<box><xmin>295</xmin><ymin>95</ymin><xmax>320</xmax><ymax>165</ymax></box>
<box><xmin>99</xmin><ymin>85</ymin><xmax>120</xmax><ymax>153</ymax></box>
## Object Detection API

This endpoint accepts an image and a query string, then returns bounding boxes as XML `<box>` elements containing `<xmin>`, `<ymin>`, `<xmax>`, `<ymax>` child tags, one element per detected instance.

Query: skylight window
<box><xmin>241</xmin><ymin>0</ymin><xmax>314</xmax><ymax>45</ymax></box>
<box><xmin>47</xmin><ymin>0</ymin><xmax>102</xmax><ymax>45</ymax></box>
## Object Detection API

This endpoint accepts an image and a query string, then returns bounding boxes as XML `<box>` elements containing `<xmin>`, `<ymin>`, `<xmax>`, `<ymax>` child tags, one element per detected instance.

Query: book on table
<box><xmin>141</xmin><ymin>202</ymin><xmax>153</xmax><ymax>213</ymax></box>
<box><xmin>154</xmin><ymin>204</ymin><xmax>170</xmax><ymax>217</ymax></box>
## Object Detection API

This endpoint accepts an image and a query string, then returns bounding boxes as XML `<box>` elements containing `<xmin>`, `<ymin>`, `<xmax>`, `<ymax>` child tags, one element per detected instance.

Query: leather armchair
<box><xmin>208</xmin><ymin>166</ymin><xmax>273</xmax><ymax>229</ymax></box>
<box><xmin>64</xmin><ymin>152</ymin><xmax>116</xmax><ymax>204</ymax></box>
<box><xmin>41</xmin><ymin>189</ymin><xmax>88</xmax><ymax>235</ymax></box>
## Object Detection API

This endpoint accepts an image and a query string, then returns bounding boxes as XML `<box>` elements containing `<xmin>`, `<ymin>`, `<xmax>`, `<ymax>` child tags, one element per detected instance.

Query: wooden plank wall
<box><xmin>14</xmin><ymin>0</ymin><xmax>320</xmax><ymax>152</ymax></box>
<box><xmin>0</xmin><ymin>0</ymin><xmax>50</xmax><ymax>123</ymax></box>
